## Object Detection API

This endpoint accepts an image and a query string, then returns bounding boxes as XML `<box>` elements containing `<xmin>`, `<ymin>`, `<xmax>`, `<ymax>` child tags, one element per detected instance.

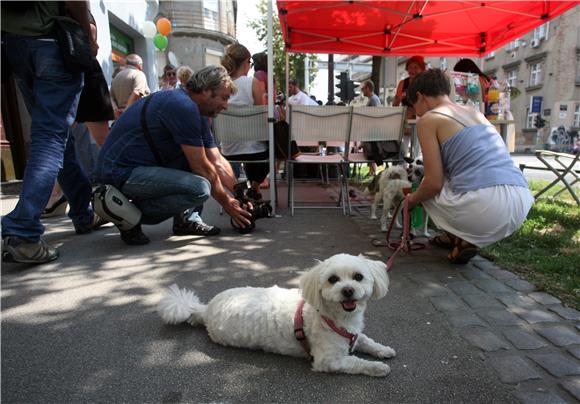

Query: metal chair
<box><xmin>287</xmin><ymin>105</ymin><xmax>352</xmax><ymax>215</ymax></box>
<box><xmin>533</xmin><ymin>150</ymin><xmax>579</xmax><ymax>206</ymax></box>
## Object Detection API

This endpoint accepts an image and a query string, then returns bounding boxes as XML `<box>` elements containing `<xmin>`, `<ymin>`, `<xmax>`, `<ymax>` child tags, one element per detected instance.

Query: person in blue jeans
<box><xmin>1</xmin><ymin>1</ymin><xmax>101</xmax><ymax>264</ymax></box>
<box><xmin>94</xmin><ymin>65</ymin><xmax>252</xmax><ymax>245</ymax></box>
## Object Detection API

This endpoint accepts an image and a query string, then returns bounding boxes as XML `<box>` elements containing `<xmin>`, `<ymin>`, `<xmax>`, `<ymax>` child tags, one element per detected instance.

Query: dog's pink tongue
<box><xmin>342</xmin><ymin>300</ymin><xmax>357</xmax><ymax>311</ymax></box>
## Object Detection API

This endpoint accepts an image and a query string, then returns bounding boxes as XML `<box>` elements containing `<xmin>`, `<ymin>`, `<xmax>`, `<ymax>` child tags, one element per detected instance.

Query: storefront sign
<box><xmin>110</xmin><ymin>26</ymin><xmax>134</xmax><ymax>65</ymax></box>
<box><xmin>530</xmin><ymin>96</ymin><xmax>543</xmax><ymax>114</ymax></box>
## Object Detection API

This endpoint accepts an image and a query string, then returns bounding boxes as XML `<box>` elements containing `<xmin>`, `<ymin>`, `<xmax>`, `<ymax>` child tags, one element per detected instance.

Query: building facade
<box><xmin>157</xmin><ymin>0</ymin><xmax>237</xmax><ymax>75</ymax></box>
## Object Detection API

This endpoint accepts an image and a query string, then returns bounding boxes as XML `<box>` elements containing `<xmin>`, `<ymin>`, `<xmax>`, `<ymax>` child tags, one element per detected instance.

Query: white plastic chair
<box><xmin>213</xmin><ymin>105</ymin><xmax>273</xmax><ymax>200</ymax></box>
<box><xmin>344</xmin><ymin>106</ymin><xmax>406</xmax><ymax>212</ymax></box>
<box><xmin>287</xmin><ymin>105</ymin><xmax>351</xmax><ymax>215</ymax></box>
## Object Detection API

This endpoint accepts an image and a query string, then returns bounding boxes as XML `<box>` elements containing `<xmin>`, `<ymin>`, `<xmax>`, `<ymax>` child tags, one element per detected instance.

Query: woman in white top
<box><xmin>220</xmin><ymin>43</ymin><xmax>268</xmax><ymax>199</ymax></box>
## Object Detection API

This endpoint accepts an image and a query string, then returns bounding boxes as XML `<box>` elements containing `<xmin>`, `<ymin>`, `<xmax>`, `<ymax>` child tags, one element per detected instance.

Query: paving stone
<box><xmin>418</xmin><ymin>283</ymin><xmax>450</xmax><ymax>297</ymax></box>
<box><xmin>488</xmin><ymin>355</ymin><xmax>540</xmax><ymax>383</ymax></box>
<box><xmin>560</xmin><ymin>377</ymin><xmax>580</xmax><ymax>402</ymax></box>
<box><xmin>547</xmin><ymin>305</ymin><xmax>580</xmax><ymax>321</ymax></box>
<box><xmin>473</xmin><ymin>260</ymin><xmax>520</xmax><ymax>279</ymax></box>
<box><xmin>516</xmin><ymin>390</ymin><xmax>568</xmax><ymax>404</ymax></box>
<box><xmin>437</xmin><ymin>271</ymin><xmax>466</xmax><ymax>283</ymax></box>
<box><xmin>528</xmin><ymin>292</ymin><xmax>562</xmax><ymax>305</ymax></box>
<box><xmin>535</xmin><ymin>326</ymin><xmax>580</xmax><ymax>347</ymax></box>
<box><xmin>504</xmin><ymin>279</ymin><xmax>536</xmax><ymax>293</ymax></box>
<box><xmin>474</xmin><ymin>279</ymin><xmax>513</xmax><ymax>294</ymax></box>
<box><xmin>462</xmin><ymin>292</ymin><xmax>504</xmax><ymax>309</ymax></box>
<box><xmin>472</xmin><ymin>259</ymin><xmax>501</xmax><ymax>272</ymax></box>
<box><xmin>528</xmin><ymin>352</ymin><xmax>580</xmax><ymax>377</ymax></box>
<box><xmin>460</xmin><ymin>328</ymin><xmax>510</xmax><ymax>351</ymax></box>
<box><xmin>511</xmin><ymin>307</ymin><xmax>562</xmax><ymax>324</ymax></box>
<box><xmin>407</xmin><ymin>273</ymin><xmax>440</xmax><ymax>285</ymax></box>
<box><xmin>502</xmin><ymin>328</ymin><xmax>549</xmax><ymax>350</ymax></box>
<box><xmin>569</xmin><ymin>347</ymin><xmax>580</xmax><ymax>360</ymax></box>
<box><xmin>457</xmin><ymin>267</ymin><xmax>492</xmax><ymax>280</ymax></box>
<box><xmin>429</xmin><ymin>295</ymin><xmax>467</xmax><ymax>312</ymax></box>
<box><xmin>477</xmin><ymin>308</ymin><xmax>525</xmax><ymax>326</ymax></box>
<box><xmin>498</xmin><ymin>294</ymin><xmax>537</xmax><ymax>308</ymax></box>
<box><xmin>447</xmin><ymin>281</ymin><xmax>482</xmax><ymax>296</ymax></box>
<box><xmin>445</xmin><ymin>311</ymin><xmax>487</xmax><ymax>328</ymax></box>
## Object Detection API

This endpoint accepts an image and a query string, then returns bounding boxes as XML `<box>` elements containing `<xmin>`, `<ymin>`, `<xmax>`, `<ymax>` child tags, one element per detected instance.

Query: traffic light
<box><xmin>335</xmin><ymin>72</ymin><xmax>348</xmax><ymax>102</ymax></box>
<box><xmin>535</xmin><ymin>115</ymin><xmax>546</xmax><ymax>129</ymax></box>
<box><xmin>346</xmin><ymin>79</ymin><xmax>359</xmax><ymax>102</ymax></box>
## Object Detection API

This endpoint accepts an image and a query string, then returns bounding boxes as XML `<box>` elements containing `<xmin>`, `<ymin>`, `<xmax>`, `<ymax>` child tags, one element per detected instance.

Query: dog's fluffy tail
<box><xmin>157</xmin><ymin>284</ymin><xmax>207</xmax><ymax>326</ymax></box>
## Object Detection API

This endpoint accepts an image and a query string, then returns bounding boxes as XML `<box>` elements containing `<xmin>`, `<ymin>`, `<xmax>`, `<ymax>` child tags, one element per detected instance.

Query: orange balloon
<box><xmin>156</xmin><ymin>18</ymin><xmax>172</xmax><ymax>36</ymax></box>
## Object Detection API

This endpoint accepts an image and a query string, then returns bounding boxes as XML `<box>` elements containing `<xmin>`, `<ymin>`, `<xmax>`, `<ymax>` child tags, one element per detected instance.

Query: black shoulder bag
<box><xmin>53</xmin><ymin>4</ymin><xmax>93</xmax><ymax>73</ymax></box>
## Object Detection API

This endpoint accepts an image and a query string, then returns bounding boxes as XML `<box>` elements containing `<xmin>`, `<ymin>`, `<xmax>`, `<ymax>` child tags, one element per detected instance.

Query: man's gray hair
<box><xmin>126</xmin><ymin>54</ymin><xmax>143</xmax><ymax>67</ymax></box>
<box><xmin>186</xmin><ymin>65</ymin><xmax>237</xmax><ymax>95</ymax></box>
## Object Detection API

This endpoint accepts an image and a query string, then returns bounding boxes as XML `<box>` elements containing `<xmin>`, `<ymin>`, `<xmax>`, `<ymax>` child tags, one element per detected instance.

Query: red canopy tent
<box><xmin>277</xmin><ymin>1</ymin><xmax>578</xmax><ymax>56</ymax></box>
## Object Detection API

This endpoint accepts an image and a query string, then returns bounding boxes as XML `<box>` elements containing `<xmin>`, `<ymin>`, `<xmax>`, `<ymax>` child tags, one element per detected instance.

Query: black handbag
<box><xmin>361</xmin><ymin>141</ymin><xmax>399</xmax><ymax>164</ymax></box>
<box><xmin>53</xmin><ymin>16</ymin><xmax>93</xmax><ymax>73</ymax></box>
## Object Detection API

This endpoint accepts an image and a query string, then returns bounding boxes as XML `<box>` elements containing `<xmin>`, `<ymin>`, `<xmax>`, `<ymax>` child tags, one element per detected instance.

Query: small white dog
<box><xmin>370</xmin><ymin>165</ymin><xmax>411</xmax><ymax>232</ymax></box>
<box><xmin>157</xmin><ymin>254</ymin><xmax>396</xmax><ymax>377</ymax></box>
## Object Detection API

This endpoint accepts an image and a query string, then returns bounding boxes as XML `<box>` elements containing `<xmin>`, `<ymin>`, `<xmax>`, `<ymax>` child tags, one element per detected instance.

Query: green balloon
<box><xmin>153</xmin><ymin>33</ymin><xmax>168</xmax><ymax>51</ymax></box>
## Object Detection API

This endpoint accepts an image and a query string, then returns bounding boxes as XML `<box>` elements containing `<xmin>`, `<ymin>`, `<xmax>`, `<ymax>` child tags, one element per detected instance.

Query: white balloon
<box><xmin>143</xmin><ymin>21</ymin><xmax>157</xmax><ymax>39</ymax></box>
<box><xmin>168</xmin><ymin>51</ymin><xmax>178</xmax><ymax>67</ymax></box>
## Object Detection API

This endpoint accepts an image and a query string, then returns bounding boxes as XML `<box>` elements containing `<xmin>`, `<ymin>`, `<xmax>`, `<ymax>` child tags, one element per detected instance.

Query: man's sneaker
<box><xmin>119</xmin><ymin>224</ymin><xmax>150</xmax><ymax>245</ymax></box>
<box><xmin>173</xmin><ymin>215</ymin><xmax>221</xmax><ymax>236</ymax></box>
<box><xmin>75</xmin><ymin>214</ymin><xmax>109</xmax><ymax>235</ymax></box>
<box><xmin>2</xmin><ymin>236</ymin><xmax>59</xmax><ymax>264</ymax></box>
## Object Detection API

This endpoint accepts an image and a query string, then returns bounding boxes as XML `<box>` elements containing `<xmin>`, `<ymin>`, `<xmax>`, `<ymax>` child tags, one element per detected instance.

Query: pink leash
<box><xmin>372</xmin><ymin>197</ymin><xmax>425</xmax><ymax>272</ymax></box>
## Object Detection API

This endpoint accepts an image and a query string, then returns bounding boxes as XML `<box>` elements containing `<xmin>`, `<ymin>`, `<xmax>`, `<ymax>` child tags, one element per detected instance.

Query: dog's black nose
<box><xmin>342</xmin><ymin>287</ymin><xmax>354</xmax><ymax>298</ymax></box>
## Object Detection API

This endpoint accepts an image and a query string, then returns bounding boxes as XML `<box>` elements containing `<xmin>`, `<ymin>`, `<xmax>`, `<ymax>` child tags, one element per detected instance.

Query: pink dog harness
<box><xmin>294</xmin><ymin>299</ymin><xmax>358</xmax><ymax>358</ymax></box>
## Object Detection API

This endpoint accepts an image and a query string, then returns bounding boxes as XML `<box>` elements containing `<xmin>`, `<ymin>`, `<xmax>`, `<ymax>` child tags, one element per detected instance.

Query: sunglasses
<box><xmin>166</xmin><ymin>72</ymin><xmax>176</xmax><ymax>77</ymax></box>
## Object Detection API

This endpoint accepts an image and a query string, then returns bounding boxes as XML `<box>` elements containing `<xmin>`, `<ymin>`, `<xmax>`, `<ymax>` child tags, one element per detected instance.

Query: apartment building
<box><xmin>157</xmin><ymin>0</ymin><xmax>237</xmax><ymax>73</ymax></box>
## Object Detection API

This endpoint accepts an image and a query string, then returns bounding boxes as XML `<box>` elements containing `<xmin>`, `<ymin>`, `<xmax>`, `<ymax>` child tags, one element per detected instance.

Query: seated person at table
<box><xmin>94</xmin><ymin>66</ymin><xmax>252</xmax><ymax>245</ymax></box>
<box><xmin>219</xmin><ymin>43</ymin><xmax>268</xmax><ymax>200</ymax></box>
<box><xmin>405</xmin><ymin>69</ymin><xmax>534</xmax><ymax>264</ymax></box>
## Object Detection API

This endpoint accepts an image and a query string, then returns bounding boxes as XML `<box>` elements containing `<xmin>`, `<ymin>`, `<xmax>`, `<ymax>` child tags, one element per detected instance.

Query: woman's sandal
<box><xmin>448</xmin><ymin>239</ymin><xmax>479</xmax><ymax>265</ymax></box>
<box><xmin>429</xmin><ymin>233</ymin><xmax>455</xmax><ymax>250</ymax></box>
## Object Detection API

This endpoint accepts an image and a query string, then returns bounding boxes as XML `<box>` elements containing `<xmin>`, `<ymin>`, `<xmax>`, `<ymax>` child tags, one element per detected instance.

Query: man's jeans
<box><xmin>120</xmin><ymin>166</ymin><xmax>211</xmax><ymax>225</ymax></box>
<box><xmin>1</xmin><ymin>36</ymin><xmax>93</xmax><ymax>241</ymax></box>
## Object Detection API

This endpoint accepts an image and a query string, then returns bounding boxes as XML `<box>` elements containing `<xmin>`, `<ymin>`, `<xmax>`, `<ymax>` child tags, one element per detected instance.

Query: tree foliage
<box><xmin>248</xmin><ymin>0</ymin><xmax>317</xmax><ymax>95</ymax></box>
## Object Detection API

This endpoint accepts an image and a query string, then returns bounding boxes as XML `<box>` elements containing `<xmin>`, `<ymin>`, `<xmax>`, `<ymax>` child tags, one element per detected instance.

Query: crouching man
<box><xmin>94</xmin><ymin>65</ymin><xmax>252</xmax><ymax>244</ymax></box>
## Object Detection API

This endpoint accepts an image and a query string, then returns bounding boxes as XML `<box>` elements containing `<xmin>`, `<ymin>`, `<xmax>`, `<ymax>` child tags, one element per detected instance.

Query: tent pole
<box><xmin>285</xmin><ymin>52</ymin><xmax>289</xmax><ymax>118</ymax></box>
<box><xmin>267</xmin><ymin>0</ymin><xmax>276</xmax><ymax>213</ymax></box>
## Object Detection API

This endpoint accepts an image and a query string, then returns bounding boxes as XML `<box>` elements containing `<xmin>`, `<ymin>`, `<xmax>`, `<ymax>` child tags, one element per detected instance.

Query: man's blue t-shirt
<box><xmin>95</xmin><ymin>89</ymin><xmax>216</xmax><ymax>186</ymax></box>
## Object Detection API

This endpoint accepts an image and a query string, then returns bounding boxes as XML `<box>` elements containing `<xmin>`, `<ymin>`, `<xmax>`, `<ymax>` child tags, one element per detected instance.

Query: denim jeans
<box><xmin>1</xmin><ymin>36</ymin><xmax>93</xmax><ymax>241</ymax></box>
<box><xmin>120</xmin><ymin>166</ymin><xmax>211</xmax><ymax>225</ymax></box>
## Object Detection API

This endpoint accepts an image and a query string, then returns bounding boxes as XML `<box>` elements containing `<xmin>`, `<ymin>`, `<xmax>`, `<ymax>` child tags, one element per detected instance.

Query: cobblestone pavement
<box><xmin>351</xmin><ymin>206</ymin><xmax>580</xmax><ymax>404</ymax></box>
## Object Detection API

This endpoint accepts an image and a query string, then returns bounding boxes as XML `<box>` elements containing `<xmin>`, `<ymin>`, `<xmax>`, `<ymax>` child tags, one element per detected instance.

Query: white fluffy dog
<box><xmin>370</xmin><ymin>165</ymin><xmax>411</xmax><ymax>232</ymax></box>
<box><xmin>157</xmin><ymin>254</ymin><xmax>396</xmax><ymax>377</ymax></box>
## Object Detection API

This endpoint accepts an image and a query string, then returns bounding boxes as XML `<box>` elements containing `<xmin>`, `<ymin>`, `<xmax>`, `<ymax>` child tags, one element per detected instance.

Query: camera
<box><xmin>231</xmin><ymin>181</ymin><xmax>273</xmax><ymax>233</ymax></box>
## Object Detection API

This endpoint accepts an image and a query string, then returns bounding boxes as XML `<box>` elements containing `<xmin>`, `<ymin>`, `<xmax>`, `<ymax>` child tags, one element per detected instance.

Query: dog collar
<box><xmin>294</xmin><ymin>299</ymin><xmax>358</xmax><ymax>358</ymax></box>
